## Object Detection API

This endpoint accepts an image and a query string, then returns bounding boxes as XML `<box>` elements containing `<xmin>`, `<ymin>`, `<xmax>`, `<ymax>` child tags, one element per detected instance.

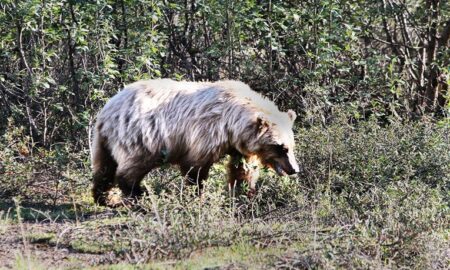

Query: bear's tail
<box><xmin>92</xmin><ymin>124</ymin><xmax>117</xmax><ymax>205</ymax></box>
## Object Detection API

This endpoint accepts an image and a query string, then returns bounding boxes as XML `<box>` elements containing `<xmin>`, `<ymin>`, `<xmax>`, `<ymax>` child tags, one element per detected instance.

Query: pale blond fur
<box><xmin>92</xmin><ymin>79</ymin><xmax>298</xmax><ymax>205</ymax></box>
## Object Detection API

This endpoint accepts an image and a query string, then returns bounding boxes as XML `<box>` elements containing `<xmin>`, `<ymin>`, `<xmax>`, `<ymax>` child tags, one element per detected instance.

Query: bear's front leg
<box><xmin>227</xmin><ymin>154</ymin><xmax>260</xmax><ymax>198</ymax></box>
<box><xmin>180</xmin><ymin>164</ymin><xmax>212</xmax><ymax>196</ymax></box>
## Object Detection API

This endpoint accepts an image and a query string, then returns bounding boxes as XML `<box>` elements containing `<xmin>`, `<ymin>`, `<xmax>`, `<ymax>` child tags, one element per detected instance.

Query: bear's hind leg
<box><xmin>92</xmin><ymin>136</ymin><xmax>117</xmax><ymax>206</ymax></box>
<box><xmin>93</xmin><ymin>164</ymin><xmax>117</xmax><ymax>205</ymax></box>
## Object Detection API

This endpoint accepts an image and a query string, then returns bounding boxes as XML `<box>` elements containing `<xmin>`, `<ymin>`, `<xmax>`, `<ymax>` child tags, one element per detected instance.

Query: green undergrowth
<box><xmin>1</xmin><ymin>116</ymin><xmax>449</xmax><ymax>269</ymax></box>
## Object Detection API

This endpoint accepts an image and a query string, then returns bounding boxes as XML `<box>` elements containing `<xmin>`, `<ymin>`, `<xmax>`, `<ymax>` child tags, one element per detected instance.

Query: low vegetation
<box><xmin>1</xmin><ymin>115</ymin><xmax>448</xmax><ymax>269</ymax></box>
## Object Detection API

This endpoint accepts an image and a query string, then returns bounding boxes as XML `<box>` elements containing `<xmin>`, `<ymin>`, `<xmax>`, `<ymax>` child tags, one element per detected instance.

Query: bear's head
<box><xmin>248</xmin><ymin>109</ymin><xmax>299</xmax><ymax>176</ymax></box>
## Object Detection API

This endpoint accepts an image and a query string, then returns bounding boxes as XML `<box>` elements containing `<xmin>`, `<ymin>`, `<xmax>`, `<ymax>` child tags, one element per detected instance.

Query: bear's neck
<box><xmin>224</xmin><ymin>106</ymin><xmax>258</xmax><ymax>157</ymax></box>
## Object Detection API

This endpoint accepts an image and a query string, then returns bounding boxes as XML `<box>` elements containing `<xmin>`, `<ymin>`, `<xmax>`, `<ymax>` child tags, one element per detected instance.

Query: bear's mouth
<box><xmin>274</xmin><ymin>163</ymin><xmax>288</xmax><ymax>176</ymax></box>
<box><xmin>264</xmin><ymin>159</ymin><xmax>289</xmax><ymax>176</ymax></box>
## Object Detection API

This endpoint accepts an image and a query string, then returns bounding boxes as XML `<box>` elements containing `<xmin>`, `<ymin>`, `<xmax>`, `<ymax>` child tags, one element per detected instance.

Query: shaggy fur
<box><xmin>92</xmin><ymin>79</ymin><xmax>299</xmax><ymax>205</ymax></box>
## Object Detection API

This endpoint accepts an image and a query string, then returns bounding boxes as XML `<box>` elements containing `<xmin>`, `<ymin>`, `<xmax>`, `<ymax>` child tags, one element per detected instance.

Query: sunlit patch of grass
<box><xmin>28</xmin><ymin>232</ymin><xmax>57</xmax><ymax>245</ymax></box>
<box><xmin>69</xmin><ymin>239</ymin><xmax>119</xmax><ymax>254</ymax></box>
<box><xmin>147</xmin><ymin>243</ymin><xmax>288</xmax><ymax>269</ymax></box>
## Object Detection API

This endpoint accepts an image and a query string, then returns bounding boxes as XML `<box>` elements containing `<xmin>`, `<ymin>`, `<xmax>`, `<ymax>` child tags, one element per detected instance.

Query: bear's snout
<box><xmin>286</xmin><ymin>152</ymin><xmax>300</xmax><ymax>175</ymax></box>
<box><xmin>283</xmin><ymin>164</ymin><xmax>299</xmax><ymax>176</ymax></box>
<box><xmin>285</xmin><ymin>166</ymin><xmax>299</xmax><ymax>175</ymax></box>
<box><xmin>273</xmin><ymin>153</ymin><xmax>299</xmax><ymax>176</ymax></box>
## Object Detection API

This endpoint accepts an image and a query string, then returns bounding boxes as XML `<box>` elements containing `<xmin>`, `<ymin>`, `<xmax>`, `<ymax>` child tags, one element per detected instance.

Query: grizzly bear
<box><xmin>92</xmin><ymin>79</ymin><xmax>299</xmax><ymax>205</ymax></box>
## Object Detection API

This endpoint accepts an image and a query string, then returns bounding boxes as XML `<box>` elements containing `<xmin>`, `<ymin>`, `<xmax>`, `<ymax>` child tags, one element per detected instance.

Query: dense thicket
<box><xmin>0</xmin><ymin>0</ymin><xmax>449</xmax><ymax>148</ymax></box>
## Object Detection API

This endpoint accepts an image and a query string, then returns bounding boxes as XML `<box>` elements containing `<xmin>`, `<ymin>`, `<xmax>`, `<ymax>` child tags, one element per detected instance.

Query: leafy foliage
<box><xmin>1</xmin><ymin>0</ymin><xmax>449</xmax><ymax>148</ymax></box>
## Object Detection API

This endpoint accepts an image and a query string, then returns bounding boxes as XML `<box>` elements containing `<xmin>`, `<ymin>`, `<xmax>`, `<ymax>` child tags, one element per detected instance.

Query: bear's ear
<box><xmin>256</xmin><ymin>116</ymin><xmax>270</xmax><ymax>139</ymax></box>
<box><xmin>287</xmin><ymin>109</ymin><xmax>297</xmax><ymax>122</ymax></box>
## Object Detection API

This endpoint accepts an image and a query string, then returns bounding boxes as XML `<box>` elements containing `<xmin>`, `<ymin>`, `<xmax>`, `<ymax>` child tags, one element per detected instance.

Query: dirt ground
<box><xmin>0</xmin><ymin>224</ymin><xmax>103</xmax><ymax>269</ymax></box>
<box><xmin>0</xmin><ymin>203</ymin><xmax>121</xmax><ymax>269</ymax></box>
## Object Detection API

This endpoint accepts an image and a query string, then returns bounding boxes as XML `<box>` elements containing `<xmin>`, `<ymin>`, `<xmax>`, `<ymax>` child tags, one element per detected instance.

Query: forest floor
<box><xmin>0</xmin><ymin>201</ymin><xmax>116</xmax><ymax>269</ymax></box>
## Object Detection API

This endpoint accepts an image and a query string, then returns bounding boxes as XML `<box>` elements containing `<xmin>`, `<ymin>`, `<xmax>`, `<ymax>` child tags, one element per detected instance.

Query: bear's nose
<box><xmin>287</xmin><ymin>154</ymin><xmax>300</xmax><ymax>175</ymax></box>
<box><xmin>286</xmin><ymin>167</ymin><xmax>299</xmax><ymax>175</ymax></box>
<box><xmin>286</xmin><ymin>159</ymin><xmax>300</xmax><ymax>175</ymax></box>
